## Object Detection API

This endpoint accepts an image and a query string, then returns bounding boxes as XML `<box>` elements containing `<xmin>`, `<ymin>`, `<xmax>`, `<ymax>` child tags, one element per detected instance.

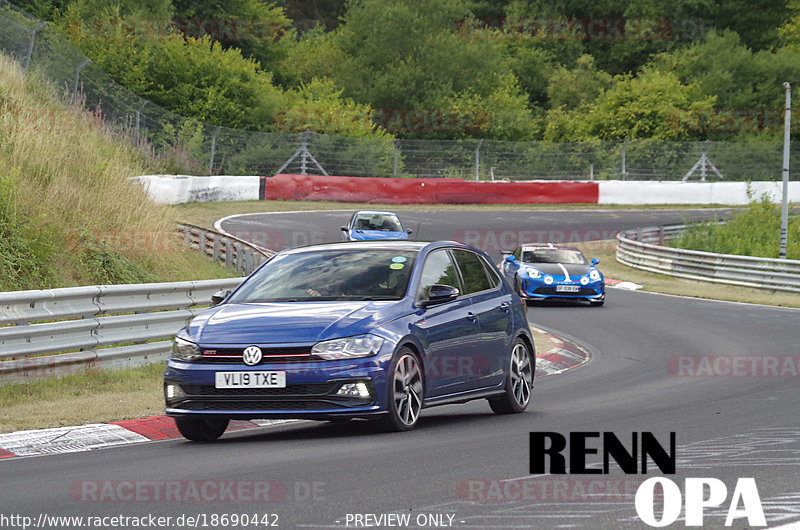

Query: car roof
<box><xmin>279</xmin><ymin>240</ymin><xmax>467</xmax><ymax>255</ymax></box>
<box><xmin>520</xmin><ymin>243</ymin><xmax>583</xmax><ymax>253</ymax></box>
<box><xmin>352</xmin><ymin>210</ymin><xmax>400</xmax><ymax>217</ymax></box>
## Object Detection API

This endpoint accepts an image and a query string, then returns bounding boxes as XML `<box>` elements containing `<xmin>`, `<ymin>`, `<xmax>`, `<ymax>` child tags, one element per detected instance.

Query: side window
<box><xmin>513</xmin><ymin>247</ymin><xmax>521</xmax><ymax>260</ymax></box>
<box><xmin>452</xmin><ymin>250</ymin><xmax>494</xmax><ymax>294</ymax></box>
<box><xmin>417</xmin><ymin>250</ymin><xmax>460</xmax><ymax>301</ymax></box>
<box><xmin>479</xmin><ymin>255</ymin><xmax>501</xmax><ymax>289</ymax></box>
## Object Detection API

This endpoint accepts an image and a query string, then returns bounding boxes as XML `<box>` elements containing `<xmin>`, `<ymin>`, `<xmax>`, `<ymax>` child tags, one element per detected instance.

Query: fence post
<box><xmin>72</xmin><ymin>59</ymin><xmax>90</xmax><ymax>103</ymax></box>
<box><xmin>475</xmin><ymin>139</ymin><xmax>484</xmax><ymax>181</ymax></box>
<box><xmin>621</xmin><ymin>139</ymin><xmax>629</xmax><ymax>179</ymax></box>
<box><xmin>208</xmin><ymin>126</ymin><xmax>221</xmax><ymax>175</ymax></box>
<box><xmin>134</xmin><ymin>101</ymin><xmax>147</xmax><ymax>147</ymax></box>
<box><xmin>300</xmin><ymin>130</ymin><xmax>310</xmax><ymax>175</ymax></box>
<box><xmin>23</xmin><ymin>21</ymin><xmax>47</xmax><ymax>72</ymax></box>
<box><xmin>393</xmin><ymin>140</ymin><xmax>399</xmax><ymax>177</ymax></box>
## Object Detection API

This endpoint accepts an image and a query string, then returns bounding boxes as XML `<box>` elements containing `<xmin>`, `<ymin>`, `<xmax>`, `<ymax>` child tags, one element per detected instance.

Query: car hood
<box><xmin>186</xmin><ymin>301</ymin><xmax>404</xmax><ymax>345</ymax></box>
<box><xmin>348</xmin><ymin>229</ymin><xmax>408</xmax><ymax>241</ymax></box>
<box><xmin>523</xmin><ymin>263</ymin><xmax>591</xmax><ymax>277</ymax></box>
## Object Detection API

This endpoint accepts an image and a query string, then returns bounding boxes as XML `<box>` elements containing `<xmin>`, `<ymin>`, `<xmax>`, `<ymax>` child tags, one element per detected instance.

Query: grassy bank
<box><xmin>0</xmin><ymin>52</ymin><xmax>232</xmax><ymax>291</ymax></box>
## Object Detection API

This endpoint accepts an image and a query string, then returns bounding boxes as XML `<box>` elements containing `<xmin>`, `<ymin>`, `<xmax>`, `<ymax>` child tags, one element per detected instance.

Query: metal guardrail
<box><xmin>617</xmin><ymin>224</ymin><xmax>800</xmax><ymax>293</ymax></box>
<box><xmin>178</xmin><ymin>223</ymin><xmax>273</xmax><ymax>275</ymax></box>
<box><xmin>0</xmin><ymin>225</ymin><xmax>271</xmax><ymax>384</ymax></box>
<box><xmin>0</xmin><ymin>279</ymin><xmax>243</xmax><ymax>384</ymax></box>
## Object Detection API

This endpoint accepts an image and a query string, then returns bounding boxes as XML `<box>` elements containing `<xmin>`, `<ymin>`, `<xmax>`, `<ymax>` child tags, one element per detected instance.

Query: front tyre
<box><xmin>375</xmin><ymin>347</ymin><xmax>424</xmax><ymax>432</ymax></box>
<box><xmin>174</xmin><ymin>416</ymin><xmax>229</xmax><ymax>442</ymax></box>
<box><xmin>489</xmin><ymin>338</ymin><xmax>533</xmax><ymax>414</ymax></box>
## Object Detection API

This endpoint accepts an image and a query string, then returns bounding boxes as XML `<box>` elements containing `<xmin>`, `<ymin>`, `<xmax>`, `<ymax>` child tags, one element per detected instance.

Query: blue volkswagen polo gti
<box><xmin>500</xmin><ymin>244</ymin><xmax>605</xmax><ymax>306</ymax></box>
<box><xmin>165</xmin><ymin>241</ymin><xmax>534</xmax><ymax>441</ymax></box>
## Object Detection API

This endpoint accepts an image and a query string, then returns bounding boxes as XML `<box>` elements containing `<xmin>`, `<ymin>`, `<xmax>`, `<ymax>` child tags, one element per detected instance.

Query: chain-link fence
<box><xmin>1</xmin><ymin>0</ymin><xmax>798</xmax><ymax>181</ymax></box>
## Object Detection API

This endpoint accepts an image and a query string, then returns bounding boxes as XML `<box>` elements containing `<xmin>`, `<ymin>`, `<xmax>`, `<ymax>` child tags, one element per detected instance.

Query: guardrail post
<box><xmin>235</xmin><ymin>243</ymin><xmax>244</xmax><ymax>275</ymax></box>
<box><xmin>393</xmin><ymin>140</ymin><xmax>399</xmax><ymax>177</ymax></box>
<box><xmin>225</xmin><ymin>240</ymin><xmax>233</xmax><ymax>269</ymax></box>
<box><xmin>475</xmin><ymin>139</ymin><xmax>484</xmax><ymax>181</ymax></box>
<box><xmin>213</xmin><ymin>238</ymin><xmax>221</xmax><ymax>262</ymax></box>
<box><xmin>208</xmin><ymin>126</ymin><xmax>221</xmax><ymax>175</ymax></box>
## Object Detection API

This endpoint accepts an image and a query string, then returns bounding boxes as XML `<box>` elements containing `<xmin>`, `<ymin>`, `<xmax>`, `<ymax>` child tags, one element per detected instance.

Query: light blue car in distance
<box><xmin>341</xmin><ymin>210</ymin><xmax>412</xmax><ymax>241</ymax></box>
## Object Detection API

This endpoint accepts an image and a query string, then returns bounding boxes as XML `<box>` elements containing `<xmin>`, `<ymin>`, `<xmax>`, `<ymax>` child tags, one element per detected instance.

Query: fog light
<box><xmin>165</xmin><ymin>384</ymin><xmax>184</xmax><ymax>400</ymax></box>
<box><xmin>544</xmin><ymin>275</ymin><xmax>554</xmax><ymax>285</ymax></box>
<box><xmin>336</xmin><ymin>382</ymin><xmax>371</xmax><ymax>398</ymax></box>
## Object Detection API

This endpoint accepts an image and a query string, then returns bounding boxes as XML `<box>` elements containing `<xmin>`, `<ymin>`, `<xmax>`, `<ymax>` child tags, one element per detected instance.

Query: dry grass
<box><xmin>0</xmin><ymin>363</ymin><xmax>165</xmax><ymax>433</ymax></box>
<box><xmin>0</xmin><ymin>52</ymin><xmax>232</xmax><ymax>289</ymax></box>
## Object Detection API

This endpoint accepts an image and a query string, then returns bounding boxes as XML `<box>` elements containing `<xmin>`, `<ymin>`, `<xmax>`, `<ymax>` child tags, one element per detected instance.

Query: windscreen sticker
<box><xmin>390</xmin><ymin>263</ymin><xmax>405</xmax><ymax>270</ymax></box>
<box><xmin>391</xmin><ymin>256</ymin><xmax>407</xmax><ymax>263</ymax></box>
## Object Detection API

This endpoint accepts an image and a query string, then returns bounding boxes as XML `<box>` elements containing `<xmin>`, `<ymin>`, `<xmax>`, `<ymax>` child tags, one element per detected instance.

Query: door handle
<box><xmin>499</xmin><ymin>302</ymin><xmax>511</xmax><ymax>312</ymax></box>
<box><xmin>466</xmin><ymin>312</ymin><xmax>477</xmax><ymax>322</ymax></box>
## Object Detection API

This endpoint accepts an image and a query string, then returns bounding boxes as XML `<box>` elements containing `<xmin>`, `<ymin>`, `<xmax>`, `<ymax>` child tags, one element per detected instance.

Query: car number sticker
<box><xmin>390</xmin><ymin>263</ymin><xmax>405</xmax><ymax>270</ymax></box>
<box><xmin>391</xmin><ymin>256</ymin><xmax>407</xmax><ymax>263</ymax></box>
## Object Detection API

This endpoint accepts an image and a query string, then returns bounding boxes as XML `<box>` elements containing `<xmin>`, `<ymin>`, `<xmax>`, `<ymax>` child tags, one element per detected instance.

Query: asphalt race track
<box><xmin>2</xmin><ymin>208</ymin><xmax>800</xmax><ymax>529</ymax></box>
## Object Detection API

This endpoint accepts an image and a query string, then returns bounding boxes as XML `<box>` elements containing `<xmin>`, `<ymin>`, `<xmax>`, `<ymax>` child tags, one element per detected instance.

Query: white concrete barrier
<box><xmin>598</xmin><ymin>180</ymin><xmax>800</xmax><ymax>205</ymax></box>
<box><xmin>133</xmin><ymin>175</ymin><xmax>261</xmax><ymax>204</ymax></box>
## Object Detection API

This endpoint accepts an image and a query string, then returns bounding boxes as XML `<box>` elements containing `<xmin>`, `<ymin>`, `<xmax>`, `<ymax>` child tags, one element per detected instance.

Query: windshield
<box><xmin>354</xmin><ymin>214</ymin><xmax>403</xmax><ymax>231</ymax></box>
<box><xmin>228</xmin><ymin>249</ymin><xmax>417</xmax><ymax>303</ymax></box>
<box><xmin>522</xmin><ymin>249</ymin><xmax>586</xmax><ymax>264</ymax></box>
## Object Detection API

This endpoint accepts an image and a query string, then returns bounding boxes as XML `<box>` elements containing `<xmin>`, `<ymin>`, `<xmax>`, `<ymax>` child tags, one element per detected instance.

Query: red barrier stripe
<box><xmin>111</xmin><ymin>415</ymin><xmax>260</xmax><ymax>440</ymax></box>
<box><xmin>265</xmin><ymin>174</ymin><xmax>599</xmax><ymax>204</ymax></box>
<box><xmin>0</xmin><ymin>448</ymin><xmax>17</xmax><ymax>459</ymax></box>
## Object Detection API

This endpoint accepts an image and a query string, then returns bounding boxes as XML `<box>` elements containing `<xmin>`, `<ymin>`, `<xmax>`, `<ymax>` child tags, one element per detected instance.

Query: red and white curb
<box><xmin>533</xmin><ymin>326</ymin><xmax>591</xmax><ymax>377</ymax></box>
<box><xmin>0</xmin><ymin>417</ymin><xmax>291</xmax><ymax>460</ymax></box>
<box><xmin>606</xmin><ymin>278</ymin><xmax>643</xmax><ymax>291</ymax></box>
<box><xmin>0</xmin><ymin>333</ymin><xmax>590</xmax><ymax>460</ymax></box>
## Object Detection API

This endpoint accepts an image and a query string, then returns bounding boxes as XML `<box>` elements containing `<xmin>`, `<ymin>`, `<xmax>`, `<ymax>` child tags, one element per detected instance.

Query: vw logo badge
<box><xmin>242</xmin><ymin>345</ymin><xmax>262</xmax><ymax>366</ymax></box>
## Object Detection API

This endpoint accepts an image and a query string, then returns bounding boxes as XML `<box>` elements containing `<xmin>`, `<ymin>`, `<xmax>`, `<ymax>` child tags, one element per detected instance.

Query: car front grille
<box><xmin>181</xmin><ymin>383</ymin><xmax>339</xmax><ymax>396</ymax></box>
<box><xmin>198</xmin><ymin>346</ymin><xmax>316</xmax><ymax>364</ymax></box>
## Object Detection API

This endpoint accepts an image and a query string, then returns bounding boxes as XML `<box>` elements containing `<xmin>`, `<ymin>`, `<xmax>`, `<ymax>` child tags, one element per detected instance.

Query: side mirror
<box><xmin>418</xmin><ymin>284</ymin><xmax>459</xmax><ymax>307</ymax></box>
<box><xmin>211</xmin><ymin>289</ymin><xmax>231</xmax><ymax>306</ymax></box>
<box><xmin>591</xmin><ymin>258</ymin><xmax>599</xmax><ymax>265</ymax></box>
<box><xmin>406</xmin><ymin>228</ymin><xmax>413</xmax><ymax>234</ymax></box>
<box><xmin>340</xmin><ymin>226</ymin><xmax>348</xmax><ymax>232</ymax></box>
<box><xmin>504</xmin><ymin>255</ymin><xmax>516</xmax><ymax>262</ymax></box>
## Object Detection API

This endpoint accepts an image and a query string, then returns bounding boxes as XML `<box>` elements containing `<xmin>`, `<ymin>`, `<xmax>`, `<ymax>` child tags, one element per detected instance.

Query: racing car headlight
<box><xmin>589</xmin><ymin>269</ymin><xmax>601</xmax><ymax>281</ymax></box>
<box><xmin>544</xmin><ymin>275</ymin><xmax>554</xmax><ymax>285</ymax></box>
<box><xmin>525</xmin><ymin>268</ymin><xmax>542</xmax><ymax>279</ymax></box>
<box><xmin>171</xmin><ymin>336</ymin><xmax>202</xmax><ymax>361</ymax></box>
<box><xmin>312</xmin><ymin>334</ymin><xmax>384</xmax><ymax>360</ymax></box>
<box><xmin>580</xmin><ymin>276</ymin><xmax>590</xmax><ymax>285</ymax></box>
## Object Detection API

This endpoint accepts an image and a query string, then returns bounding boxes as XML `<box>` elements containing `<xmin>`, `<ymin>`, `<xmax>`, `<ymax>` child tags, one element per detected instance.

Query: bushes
<box><xmin>672</xmin><ymin>193</ymin><xmax>800</xmax><ymax>259</ymax></box>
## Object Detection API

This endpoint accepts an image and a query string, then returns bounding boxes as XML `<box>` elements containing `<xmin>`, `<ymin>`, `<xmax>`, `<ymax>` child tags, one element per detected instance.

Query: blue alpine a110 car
<box><xmin>500</xmin><ymin>244</ymin><xmax>605</xmax><ymax>306</ymax></box>
<box><xmin>341</xmin><ymin>210</ymin><xmax>412</xmax><ymax>241</ymax></box>
<box><xmin>165</xmin><ymin>241</ymin><xmax>534</xmax><ymax>440</ymax></box>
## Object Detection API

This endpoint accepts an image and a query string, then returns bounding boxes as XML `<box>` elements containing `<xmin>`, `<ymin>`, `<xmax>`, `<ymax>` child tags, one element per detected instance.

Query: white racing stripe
<box><xmin>556</xmin><ymin>263</ymin><xmax>571</xmax><ymax>281</ymax></box>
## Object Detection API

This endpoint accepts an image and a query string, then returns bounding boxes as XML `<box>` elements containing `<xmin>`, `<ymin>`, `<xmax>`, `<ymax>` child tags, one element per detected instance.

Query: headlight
<box><xmin>525</xmin><ymin>268</ymin><xmax>542</xmax><ymax>279</ymax></box>
<box><xmin>589</xmin><ymin>269</ymin><xmax>601</xmax><ymax>281</ymax></box>
<box><xmin>580</xmin><ymin>276</ymin><xmax>589</xmax><ymax>285</ymax></box>
<box><xmin>312</xmin><ymin>334</ymin><xmax>384</xmax><ymax>360</ymax></box>
<box><xmin>171</xmin><ymin>336</ymin><xmax>202</xmax><ymax>361</ymax></box>
<box><xmin>544</xmin><ymin>275</ymin><xmax>554</xmax><ymax>285</ymax></box>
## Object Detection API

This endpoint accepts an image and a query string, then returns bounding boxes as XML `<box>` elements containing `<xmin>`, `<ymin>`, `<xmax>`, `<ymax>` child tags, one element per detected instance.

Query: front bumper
<box><xmin>164</xmin><ymin>354</ymin><xmax>391</xmax><ymax>420</ymax></box>
<box><xmin>520</xmin><ymin>278</ymin><xmax>605</xmax><ymax>301</ymax></box>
